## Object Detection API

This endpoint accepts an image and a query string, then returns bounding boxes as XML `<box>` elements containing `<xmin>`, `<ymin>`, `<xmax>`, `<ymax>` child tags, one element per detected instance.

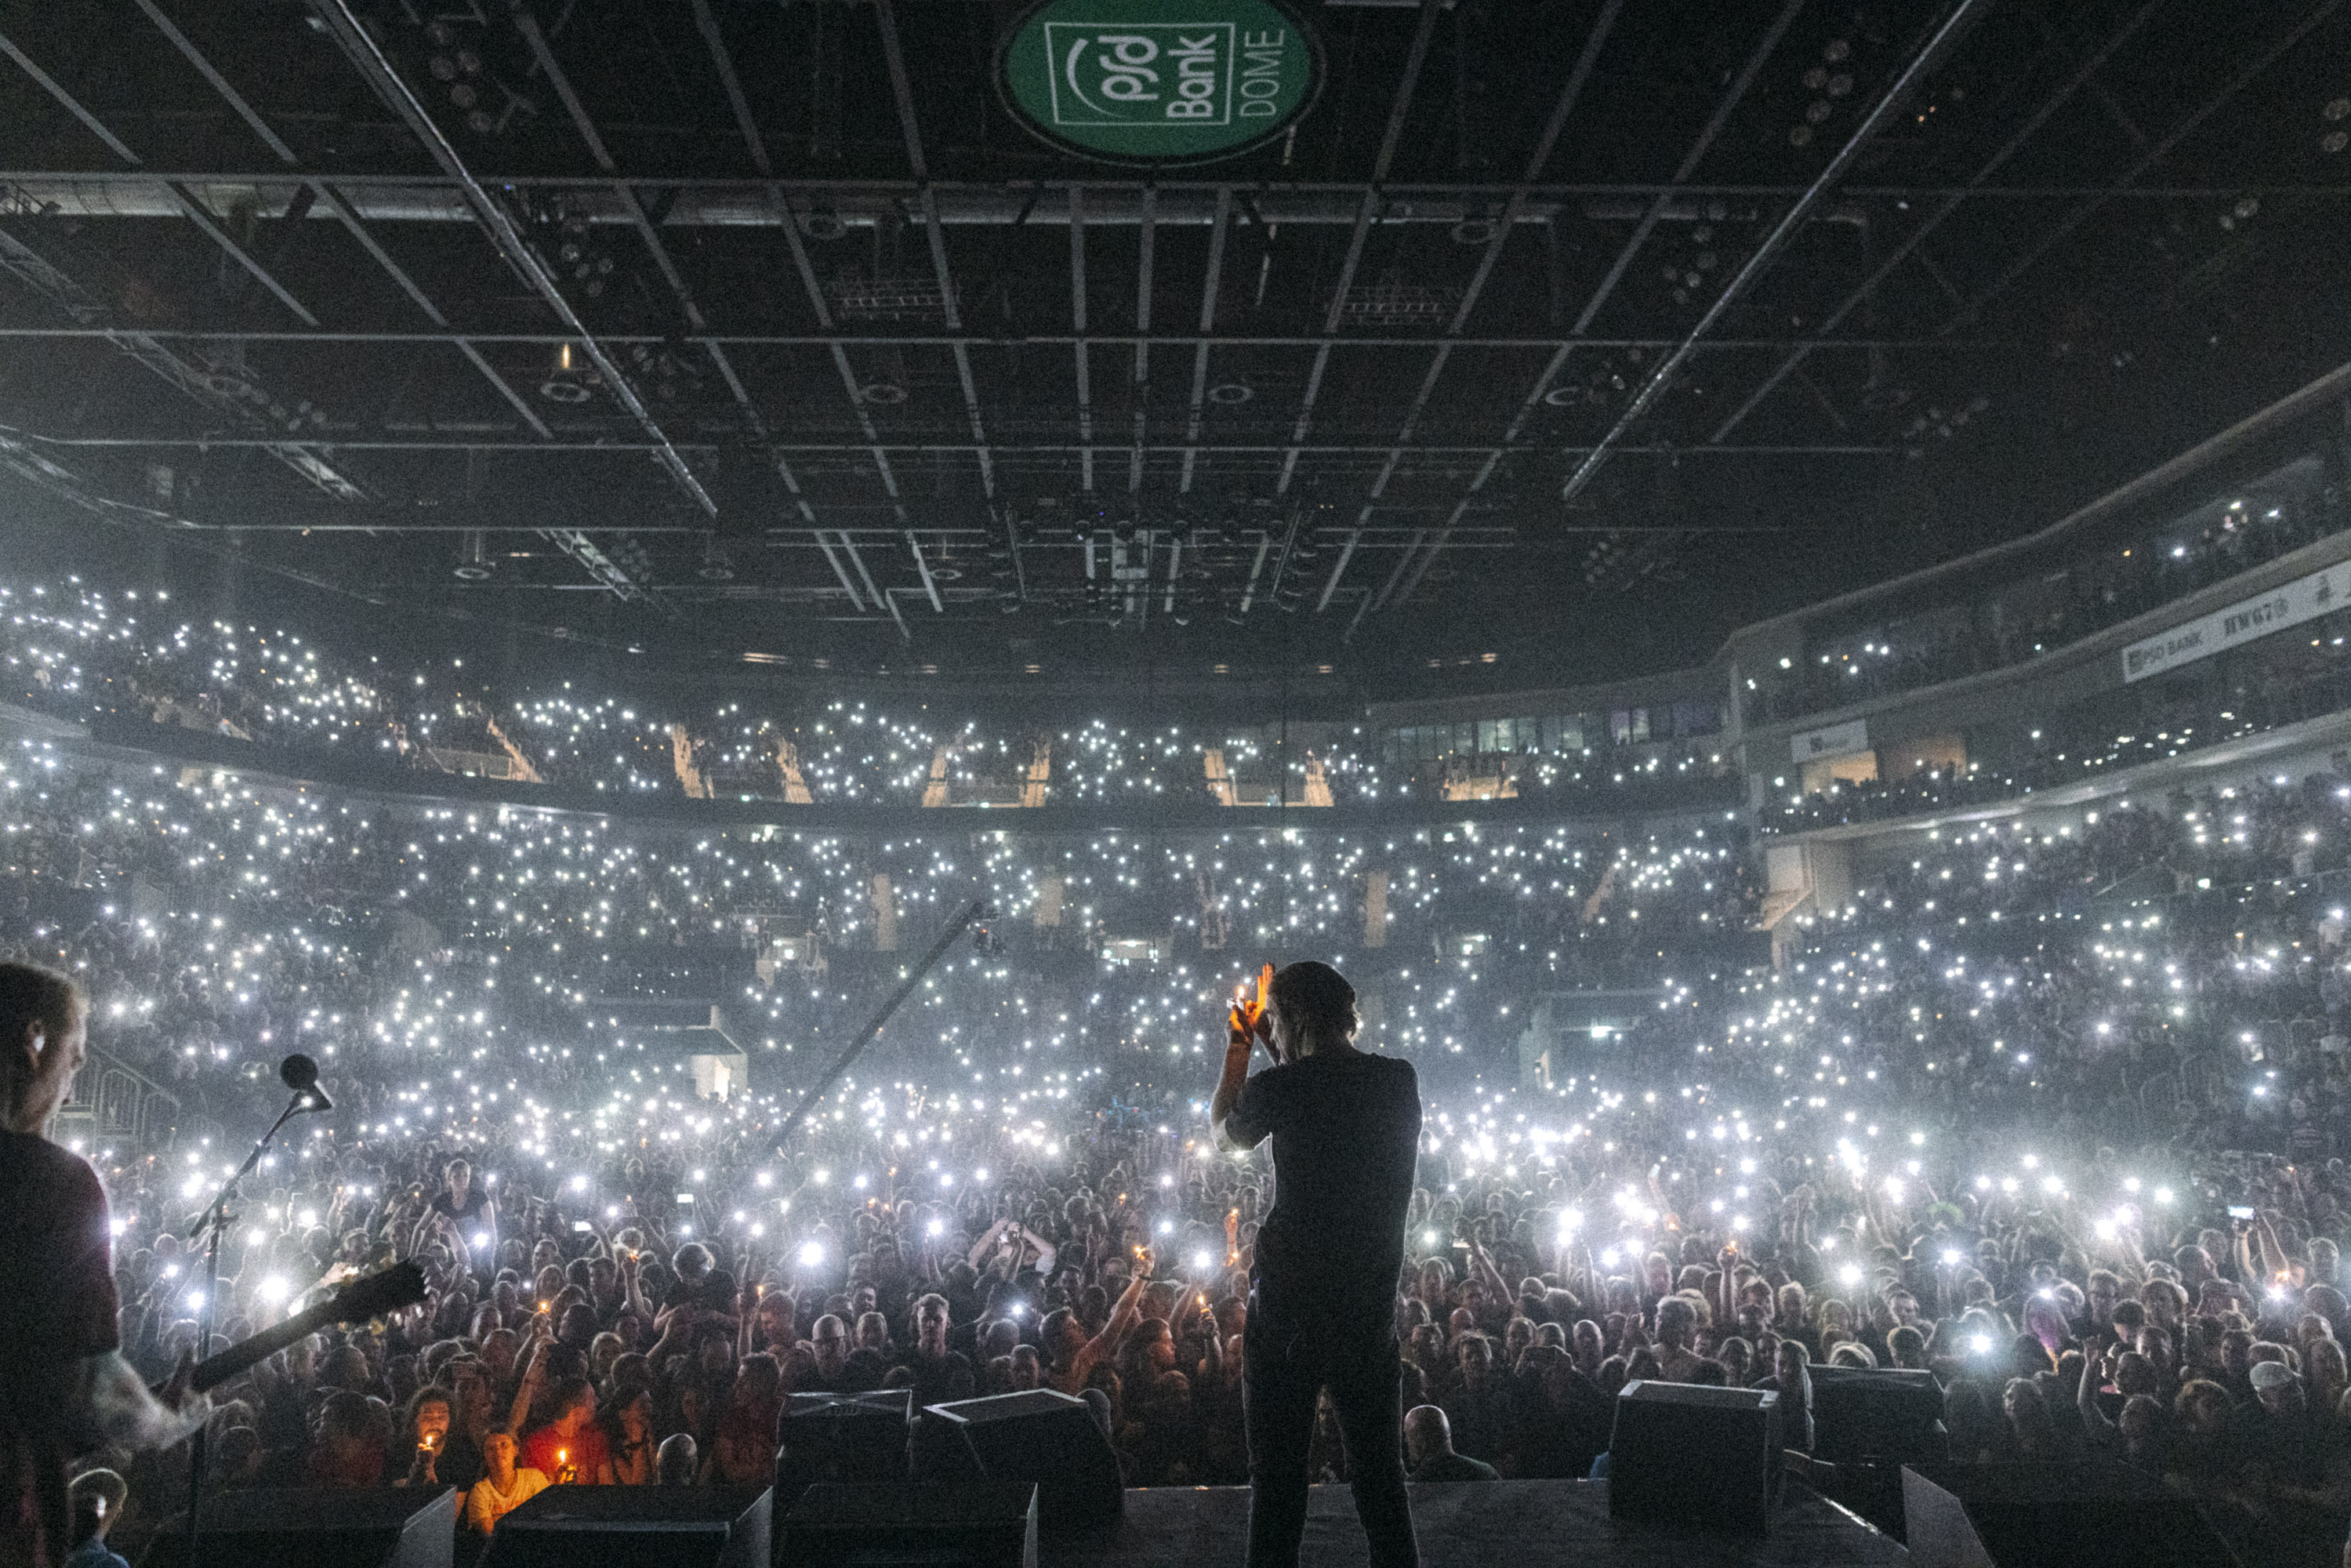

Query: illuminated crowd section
<box><xmin>0</xmin><ymin>575</ymin><xmax>1734</xmax><ymax>809</ymax></box>
<box><xmin>6</xmin><ymin>553</ymin><xmax>2351</xmax><ymax>1484</ymax></box>
<box><xmin>4</xmin><ymin>662</ymin><xmax>2344</xmax><ymax>1258</ymax></box>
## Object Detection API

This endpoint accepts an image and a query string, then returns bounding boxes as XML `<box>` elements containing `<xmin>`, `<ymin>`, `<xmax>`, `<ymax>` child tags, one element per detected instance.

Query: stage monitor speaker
<box><xmin>923</xmin><ymin>1389</ymin><xmax>1123</xmax><ymax>1533</ymax></box>
<box><xmin>1808</xmin><ymin>1364</ymin><xmax>1949</xmax><ymax>1464</ymax></box>
<box><xmin>475</xmin><ymin>1485</ymin><xmax>770</xmax><ymax>1568</ymax></box>
<box><xmin>141</xmin><ymin>1486</ymin><xmax>455</xmax><ymax>1568</ymax></box>
<box><xmin>775</xmin><ymin>1482</ymin><xmax>1039</xmax><ymax>1568</ymax></box>
<box><xmin>775</xmin><ymin>1389</ymin><xmax>912</xmax><ymax>1508</ymax></box>
<box><xmin>1903</xmin><ymin>1462</ymin><xmax>2243</xmax><ymax>1568</ymax></box>
<box><xmin>1607</xmin><ymin>1380</ymin><xmax>1780</xmax><ymax>1537</ymax></box>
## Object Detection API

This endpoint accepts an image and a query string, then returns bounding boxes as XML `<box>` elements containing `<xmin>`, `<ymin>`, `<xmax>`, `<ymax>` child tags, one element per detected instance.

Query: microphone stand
<box><xmin>180</xmin><ymin>1085</ymin><xmax>322</xmax><ymax>1566</ymax></box>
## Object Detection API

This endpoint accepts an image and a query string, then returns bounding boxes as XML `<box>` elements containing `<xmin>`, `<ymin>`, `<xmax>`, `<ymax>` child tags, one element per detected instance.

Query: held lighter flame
<box><xmin>1230</xmin><ymin>963</ymin><xmax>1274</xmax><ymax>1040</ymax></box>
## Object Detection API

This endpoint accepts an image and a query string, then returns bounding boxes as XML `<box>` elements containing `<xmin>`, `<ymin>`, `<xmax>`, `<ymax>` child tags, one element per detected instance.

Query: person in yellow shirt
<box><xmin>463</xmin><ymin>1428</ymin><xmax>549</xmax><ymax>1536</ymax></box>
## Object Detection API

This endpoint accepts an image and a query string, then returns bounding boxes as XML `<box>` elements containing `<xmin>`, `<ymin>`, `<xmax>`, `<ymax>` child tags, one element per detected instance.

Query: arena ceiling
<box><xmin>1</xmin><ymin>0</ymin><xmax>2347</xmax><ymax>691</ymax></box>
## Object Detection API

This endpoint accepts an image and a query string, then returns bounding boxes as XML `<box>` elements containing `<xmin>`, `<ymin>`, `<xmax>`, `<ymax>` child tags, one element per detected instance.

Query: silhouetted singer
<box><xmin>1214</xmin><ymin>960</ymin><xmax>1421</xmax><ymax>1568</ymax></box>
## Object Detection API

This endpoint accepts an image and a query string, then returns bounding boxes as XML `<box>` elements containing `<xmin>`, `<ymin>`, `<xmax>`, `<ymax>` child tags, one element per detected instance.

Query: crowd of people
<box><xmin>1751</xmin><ymin>479</ymin><xmax>2343</xmax><ymax>726</ymax></box>
<box><xmin>0</xmin><ymin>575</ymin><xmax>1738</xmax><ymax>812</ymax></box>
<box><xmin>11</xmin><ymin>564</ymin><xmax>2351</xmax><ymax>1567</ymax></box>
<box><xmin>1772</xmin><ymin>604</ymin><xmax>2351</xmax><ymax>833</ymax></box>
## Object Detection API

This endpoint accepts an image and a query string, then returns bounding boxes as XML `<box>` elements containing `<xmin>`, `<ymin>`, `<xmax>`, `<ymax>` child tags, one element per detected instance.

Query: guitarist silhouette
<box><xmin>1</xmin><ymin>964</ymin><xmax>209</xmax><ymax>1568</ymax></box>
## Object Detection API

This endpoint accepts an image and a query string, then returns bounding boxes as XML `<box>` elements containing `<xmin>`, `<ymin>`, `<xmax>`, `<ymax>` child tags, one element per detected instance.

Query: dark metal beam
<box><xmin>542</xmin><ymin>528</ymin><xmax>650</xmax><ymax>601</ymax></box>
<box><xmin>1319</xmin><ymin>0</ymin><xmax>1448</xmax><ymax>339</ymax></box>
<box><xmin>1130</xmin><ymin>183</ymin><xmax>1155</xmax><ymax>495</ymax></box>
<box><xmin>689</xmin><ymin>0</ymin><xmax>771</xmax><ymax>176</ymax></box>
<box><xmin>762</xmin><ymin>186</ymin><xmax>889</xmax><ymax>612</ymax></box>
<box><xmin>766</xmin><ymin>123</ymin><xmax>920</xmax><ymax>621</ymax></box>
<box><xmin>166</xmin><ymin>181</ymin><xmax>319</xmax><ymax>323</ymax></box>
<box><xmin>1563</xmin><ymin>0</ymin><xmax>1994</xmax><ymax>502</ymax></box>
<box><xmin>1936</xmin><ymin>0</ymin><xmax>2345</xmax><ymax>335</ymax></box>
<box><xmin>1343</xmin><ymin>0</ymin><xmax>1627</xmax><ymax>615</ymax></box>
<box><xmin>307</xmin><ymin>0</ymin><xmax>714</xmax><ymax>526</ymax></box>
<box><xmin>873</xmin><ymin>0</ymin><xmax>996</xmax><ymax>517</ymax></box>
<box><xmin>17</xmin><ymin>430</ymin><xmax>1903</xmax><ymax>459</ymax></box>
<box><xmin>1711</xmin><ymin>0</ymin><xmax>2166</xmax><ymax>444</ymax></box>
<box><xmin>0</xmin><ymin>37</ymin><xmax>362</xmax><ymax>489</ymax></box>
<box><xmin>309</xmin><ymin>180</ymin><xmax>554</xmax><ymax>439</ymax></box>
<box><xmin>0</xmin><ymin>31</ymin><xmax>141</xmax><ymax>162</ymax></box>
<box><xmin>1562</xmin><ymin>0</ymin><xmax>1805</xmax><ymax>345</ymax></box>
<box><xmin>6</xmin><ymin>169</ymin><xmax>2343</xmax><ymax>204</ymax></box>
<box><xmin>132</xmin><ymin>0</ymin><xmax>298</xmax><ymax>164</ymax></box>
<box><xmin>0</xmin><ymin>223</ymin><xmax>363</xmax><ymax>496</ymax></box>
<box><xmin>1070</xmin><ymin>185</ymin><xmax>1093</xmax><ymax>492</ymax></box>
<box><xmin>1446</xmin><ymin>0</ymin><xmax>1626</xmax><ymax>339</ymax></box>
<box><xmin>1179</xmin><ymin>187</ymin><xmax>1233</xmax><ymax>495</ymax></box>
<box><xmin>0</xmin><ymin>326</ymin><xmax>2017</xmax><ymax>351</ymax></box>
<box><xmin>510</xmin><ymin>1</ymin><xmax>616</xmax><ymax>172</ymax></box>
<box><xmin>2</xmin><ymin>30</ymin><xmax>321</xmax><ymax>325</ymax></box>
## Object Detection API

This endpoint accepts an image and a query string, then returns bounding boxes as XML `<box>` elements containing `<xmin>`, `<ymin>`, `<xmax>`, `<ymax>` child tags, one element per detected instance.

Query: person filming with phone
<box><xmin>1213</xmin><ymin>960</ymin><xmax>1421</xmax><ymax>1568</ymax></box>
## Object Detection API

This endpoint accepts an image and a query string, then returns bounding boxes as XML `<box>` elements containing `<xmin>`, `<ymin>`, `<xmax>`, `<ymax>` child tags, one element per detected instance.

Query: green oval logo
<box><xmin>997</xmin><ymin>0</ymin><xmax>1322</xmax><ymax>165</ymax></box>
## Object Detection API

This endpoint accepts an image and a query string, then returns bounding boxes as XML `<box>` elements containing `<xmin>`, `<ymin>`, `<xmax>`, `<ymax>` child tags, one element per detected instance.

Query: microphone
<box><xmin>280</xmin><ymin>1054</ymin><xmax>332</xmax><ymax>1112</ymax></box>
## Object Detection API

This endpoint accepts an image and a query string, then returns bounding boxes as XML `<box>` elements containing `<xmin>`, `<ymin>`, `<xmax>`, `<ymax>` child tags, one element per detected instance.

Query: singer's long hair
<box><xmin>0</xmin><ymin>959</ymin><xmax>84</xmax><ymax>1127</ymax></box>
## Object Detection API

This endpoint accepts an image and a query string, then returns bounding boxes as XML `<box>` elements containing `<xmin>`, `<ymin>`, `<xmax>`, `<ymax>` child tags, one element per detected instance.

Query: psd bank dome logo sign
<box><xmin>998</xmin><ymin>0</ymin><xmax>1321</xmax><ymax>165</ymax></box>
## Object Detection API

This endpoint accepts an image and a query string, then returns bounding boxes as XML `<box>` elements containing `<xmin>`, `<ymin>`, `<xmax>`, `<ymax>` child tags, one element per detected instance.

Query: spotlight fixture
<box><xmin>453</xmin><ymin>531</ymin><xmax>493</xmax><ymax>581</ymax></box>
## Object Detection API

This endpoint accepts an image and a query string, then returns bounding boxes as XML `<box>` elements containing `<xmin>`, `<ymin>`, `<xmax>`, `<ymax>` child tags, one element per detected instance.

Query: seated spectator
<box><xmin>1404</xmin><ymin>1406</ymin><xmax>1497</xmax><ymax>1482</ymax></box>
<box><xmin>655</xmin><ymin>1433</ymin><xmax>699</xmax><ymax>1486</ymax></box>
<box><xmin>463</xmin><ymin>1428</ymin><xmax>548</xmax><ymax>1534</ymax></box>
<box><xmin>63</xmin><ymin>1469</ymin><xmax>129</xmax><ymax>1568</ymax></box>
<box><xmin>707</xmin><ymin>1355</ymin><xmax>783</xmax><ymax>1485</ymax></box>
<box><xmin>522</xmin><ymin>1376</ymin><xmax>611</xmax><ymax>1484</ymax></box>
<box><xmin>600</xmin><ymin>1388</ymin><xmax>656</xmax><ymax>1486</ymax></box>
<box><xmin>306</xmin><ymin>1391</ymin><xmax>390</xmax><ymax>1488</ymax></box>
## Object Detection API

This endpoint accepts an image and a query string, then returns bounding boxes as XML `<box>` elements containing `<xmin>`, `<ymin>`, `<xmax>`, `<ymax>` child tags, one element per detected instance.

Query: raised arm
<box><xmin>967</xmin><ymin>1218</ymin><xmax>1011</xmax><ymax>1272</ymax></box>
<box><xmin>1212</xmin><ymin>1010</ymin><xmax>1264</xmax><ymax>1155</ymax></box>
<box><xmin>1469</xmin><ymin>1236</ymin><xmax>1513</xmax><ymax>1309</ymax></box>
<box><xmin>1018</xmin><ymin>1225</ymin><xmax>1058</xmax><ymax>1279</ymax></box>
<box><xmin>506</xmin><ymin>1327</ymin><xmax>548</xmax><ymax>1434</ymax></box>
<box><xmin>1072</xmin><ymin>1261</ymin><xmax>1154</xmax><ymax>1387</ymax></box>
<box><xmin>2076</xmin><ymin>1341</ymin><xmax>2117</xmax><ymax>1439</ymax></box>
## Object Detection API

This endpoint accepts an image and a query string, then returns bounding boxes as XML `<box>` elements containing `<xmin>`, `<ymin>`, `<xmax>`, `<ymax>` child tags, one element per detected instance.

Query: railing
<box><xmin>416</xmin><ymin>745</ymin><xmax>532</xmax><ymax>781</ymax></box>
<box><xmin>77</xmin><ymin>1045</ymin><xmax>180</xmax><ymax>1149</ymax></box>
<box><xmin>1765</xmin><ymin>656</ymin><xmax>2351</xmax><ymax>833</ymax></box>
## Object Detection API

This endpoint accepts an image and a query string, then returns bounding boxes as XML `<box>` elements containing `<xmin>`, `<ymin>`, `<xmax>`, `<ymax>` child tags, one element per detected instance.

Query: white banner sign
<box><xmin>1792</xmin><ymin>717</ymin><xmax>1869</xmax><ymax>761</ymax></box>
<box><xmin>2122</xmin><ymin>560</ymin><xmax>2351</xmax><ymax>683</ymax></box>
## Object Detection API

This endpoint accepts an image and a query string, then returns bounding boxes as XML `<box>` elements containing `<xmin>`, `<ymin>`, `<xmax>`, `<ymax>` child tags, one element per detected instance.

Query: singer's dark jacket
<box><xmin>1224</xmin><ymin>1051</ymin><xmax>1420</xmax><ymax>1338</ymax></box>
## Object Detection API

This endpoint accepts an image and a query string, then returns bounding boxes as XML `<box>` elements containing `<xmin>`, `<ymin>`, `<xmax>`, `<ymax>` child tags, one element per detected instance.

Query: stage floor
<box><xmin>1042</xmin><ymin>1479</ymin><xmax>1911</xmax><ymax>1567</ymax></box>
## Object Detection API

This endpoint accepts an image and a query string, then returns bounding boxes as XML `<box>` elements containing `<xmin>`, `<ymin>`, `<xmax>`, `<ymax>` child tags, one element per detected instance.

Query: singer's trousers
<box><xmin>1241</xmin><ymin>1318</ymin><xmax>1420</xmax><ymax>1568</ymax></box>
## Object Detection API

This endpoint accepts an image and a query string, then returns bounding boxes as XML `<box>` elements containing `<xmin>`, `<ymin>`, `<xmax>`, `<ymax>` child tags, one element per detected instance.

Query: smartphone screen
<box><xmin>571</xmin><ymin>1221</ymin><xmax>592</xmax><ymax>1234</ymax></box>
<box><xmin>2227</xmin><ymin>1205</ymin><xmax>2255</xmax><ymax>1220</ymax></box>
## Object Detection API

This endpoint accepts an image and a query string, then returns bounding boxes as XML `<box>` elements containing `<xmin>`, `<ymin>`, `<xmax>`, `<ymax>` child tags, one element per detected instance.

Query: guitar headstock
<box><xmin>324</xmin><ymin>1260</ymin><xmax>428</xmax><ymax>1324</ymax></box>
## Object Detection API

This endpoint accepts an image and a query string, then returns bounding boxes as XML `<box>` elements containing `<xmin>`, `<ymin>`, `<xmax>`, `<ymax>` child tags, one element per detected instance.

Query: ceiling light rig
<box><xmin>453</xmin><ymin>531</ymin><xmax>492</xmax><ymax>582</ymax></box>
<box><xmin>539</xmin><ymin>343</ymin><xmax>595</xmax><ymax>405</ymax></box>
